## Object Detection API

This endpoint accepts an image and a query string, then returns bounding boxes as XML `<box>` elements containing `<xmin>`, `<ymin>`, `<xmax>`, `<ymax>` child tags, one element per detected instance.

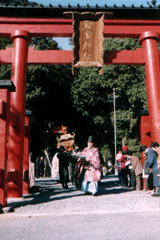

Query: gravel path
<box><xmin>3</xmin><ymin>175</ymin><xmax>159</xmax><ymax>217</ymax></box>
<box><xmin>0</xmin><ymin>175</ymin><xmax>159</xmax><ymax>240</ymax></box>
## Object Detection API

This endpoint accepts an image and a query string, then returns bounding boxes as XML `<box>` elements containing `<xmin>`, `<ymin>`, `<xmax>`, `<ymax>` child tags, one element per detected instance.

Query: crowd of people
<box><xmin>51</xmin><ymin>136</ymin><xmax>102</xmax><ymax>196</ymax></box>
<box><xmin>38</xmin><ymin>137</ymin><xmax>160</xmax><ymax>198</ymax></box>
<box><xmin>115</xmin><ymin>144</ymin><xmax>143</xmax><ymax>191</ymax></box>
<box><xmin>140</xmin><ymin>142</ymin><xmax>160</xmax><ymax>197</ymax></box>
<box><xmin>115</xmin><ymin>141</ymin><xmax>160</xmax><ymax>197</ymax></box>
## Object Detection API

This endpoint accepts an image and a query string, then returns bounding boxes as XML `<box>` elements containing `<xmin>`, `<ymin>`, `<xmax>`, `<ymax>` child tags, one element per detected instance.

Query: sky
<box><xmin>31</xmin><ymin>0</ymin><xmax>151</xmax><ymax>7</ymax></box>
<box><xmin>29</xmin><ymin>0</ymin><xmax>157</xmax><ymax>50</ymax></box>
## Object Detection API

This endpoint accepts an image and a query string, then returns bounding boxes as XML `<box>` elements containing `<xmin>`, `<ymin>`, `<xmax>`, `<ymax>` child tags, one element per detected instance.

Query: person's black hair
<box><xmin>126</xmin><ymin>150</ymin><xmax>132</xmax><ymax>156</ymax></box>
<box><xmin>122</xmin><ymin>150</ymin><xmax>127</xmax><ymax>155</ymax></box>
<box><xmin>150</xmin><ymin>141</ymin><xmax>159</xmax><ymax>148</ymax></box>
<box><xmin>140</xmin><ymin>144</ymin><xmax>148</xmax><ymax>153</ymax></box>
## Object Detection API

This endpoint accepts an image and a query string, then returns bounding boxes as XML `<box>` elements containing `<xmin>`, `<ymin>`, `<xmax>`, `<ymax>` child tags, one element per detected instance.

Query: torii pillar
<box><xmin>139</xmin><ymin>31</ymin><xmax>160</xmax><ymax>144</ymax></box>
<box><xmin>23</xmin><ymin>110</ymin><xmax>32</xmax><ymax>196</ymax></box>
<box><xmin>0</xmin><ymin>81</ymin><xmax>15</xmax><ymax>207</ymax></box>
<box><xmin>7</xmin><ymin>30</ymin><xmax>30</xmax><ymax>198</ymax></box>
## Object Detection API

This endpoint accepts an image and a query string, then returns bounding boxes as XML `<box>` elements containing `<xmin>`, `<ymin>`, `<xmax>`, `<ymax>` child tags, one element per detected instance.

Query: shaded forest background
<box><xmin>1</xmin><ymin>0</ymin><xmax>158</xmax><ymax>162</ymax></box>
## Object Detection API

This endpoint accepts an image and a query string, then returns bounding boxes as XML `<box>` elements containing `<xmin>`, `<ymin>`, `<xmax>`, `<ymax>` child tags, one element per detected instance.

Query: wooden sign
<box><xmin>73</xmin><ymin>12</ymin><xmax>104</xmax><ymax>74</ymax></box>
<box><xmin>64</xmin><ymin>11</ymin><xmax>107</xmax><ymax>74</ymax></box>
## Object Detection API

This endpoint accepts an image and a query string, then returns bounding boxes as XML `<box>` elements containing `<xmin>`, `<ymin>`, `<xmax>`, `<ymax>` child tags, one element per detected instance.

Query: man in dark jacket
<box><xmin>57</xmin><ymin>145</ymin><xmax>69</xmax><ymax>189</ymax></box>
<box><xmin>147</xmin><ymin>141</ymin><xmax>159</xmax><ymax>196</ymax></box>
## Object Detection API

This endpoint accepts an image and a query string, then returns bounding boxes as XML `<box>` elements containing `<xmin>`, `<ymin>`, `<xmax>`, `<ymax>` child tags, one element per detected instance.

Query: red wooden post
<box><xmin>0</xmin><ymin>81</ymin><xmax>15</xmax><ymax>207</ymax></box>
<box><xmin>8</xmin><ymin>30</ymin><xmax>30</xmax><ymax>198</ymax></box>
<box><xmin>23</xmin><ymin>110</ymin><xmax>31</xmax><ymax>195</ymax></box>
<box><xmin>140</xmin><ymin>110</ymin><xmax>152</xmax><ymax>190</ymax></box>
<box><xmin>140</xmin><ymin>110</ymin><xmax>151</xmax><ymax>148</ymax></box>
<box><xmin>139</xmin><ymin>31</ymin><xmax>160</xmax><ymax>143</ymax></box>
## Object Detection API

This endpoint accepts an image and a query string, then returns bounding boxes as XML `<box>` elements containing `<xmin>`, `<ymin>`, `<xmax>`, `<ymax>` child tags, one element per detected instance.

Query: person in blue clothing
<box><xmin>146</xmin><ymin>141</ymin><xmax>159</xmax><ymax>196</ymax></box>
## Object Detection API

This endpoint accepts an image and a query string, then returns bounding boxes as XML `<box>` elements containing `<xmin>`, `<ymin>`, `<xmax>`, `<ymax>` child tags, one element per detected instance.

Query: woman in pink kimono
<box><xmin>81</xmin><ymin>136</ymin><xmax>102</xmax><ymax>196</ymax></box>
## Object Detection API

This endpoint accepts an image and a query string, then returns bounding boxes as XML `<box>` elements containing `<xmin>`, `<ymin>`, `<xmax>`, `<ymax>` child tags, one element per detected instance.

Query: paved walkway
<box><xmin>0</xmin><ymin>175</ymin><xmax>159</xmax><ymax>240</ymax></box>
<box><xmin>2</xmin><ymin>175</ymin><xmax>159</xmax><ymax>217</ymax></box>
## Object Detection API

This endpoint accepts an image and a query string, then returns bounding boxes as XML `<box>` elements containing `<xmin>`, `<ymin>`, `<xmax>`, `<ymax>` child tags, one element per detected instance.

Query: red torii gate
<box><xmin>0</xmin><ymin>5</ymin><xmax>160</xmax><ymax>207</ymax></box>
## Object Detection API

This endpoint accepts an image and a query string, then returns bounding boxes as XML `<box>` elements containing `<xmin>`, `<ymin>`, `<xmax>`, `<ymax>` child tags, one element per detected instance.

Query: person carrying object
<box><xmin>80</xmin><ymin>136</ymin><xmax>102</xmax><ymax>196</ymax></box>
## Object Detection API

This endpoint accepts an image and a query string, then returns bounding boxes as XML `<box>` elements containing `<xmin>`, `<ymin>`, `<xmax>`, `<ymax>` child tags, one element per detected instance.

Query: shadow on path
<box><xmin>6</xmin><ymin>175</ymin><xmax>134</xmax><ymax>211</ymax></box>
<box><xmin>98</xmin><ymin>178</ymin><xmax>133</xmax><ymax>195</ymax></box>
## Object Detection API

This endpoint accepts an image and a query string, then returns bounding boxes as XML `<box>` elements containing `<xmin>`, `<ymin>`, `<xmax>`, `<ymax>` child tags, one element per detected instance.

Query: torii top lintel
<box><xmin>1</xmin><ymin>5</ymin><xmax>160</xmax><ymax>38</ymax></box>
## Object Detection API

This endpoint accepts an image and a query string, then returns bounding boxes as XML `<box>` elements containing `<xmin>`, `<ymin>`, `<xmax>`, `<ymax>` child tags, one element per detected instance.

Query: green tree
<box><xmin>147</xmin><ymin>0</ymin><xmax>157</xmax><ymax>7</ymax></box>
<box><xmin>71</xmin><ymin>66</ymin><xmax>112</xmax><ymax>148</ymax></box>
<box><xmin>0</xmin><ymin>0</ymin><xmax>38</xmax><ymax>6</ymax></box>
<box><xmin>30</xmin><ymin>37</ymin><xmax>59</xmax><ymax>50</ymax></box>
<box><xmin>104</xmin><ymin>37</ymin><xmax>147</xmax><ymax>156</ymax></box>
<box><xmin>26</xmin><ymin>37</ymin><xmax>74</xmax><ymax>157</ymax></box>
<box><xmin>71</xmin><ymin>37</ymin><xmax>148</xmax><ymax>158</ymax></box>
<box><xmin>0</xmin><ymin>32</ymin><xmax>74</xmax><ymax>158</ymax></box>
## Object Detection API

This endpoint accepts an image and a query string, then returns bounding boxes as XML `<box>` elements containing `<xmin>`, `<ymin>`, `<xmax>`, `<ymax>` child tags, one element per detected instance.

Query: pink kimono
<box><xmin>81</xmin><ymin>147</ymin><xmax>102</xmax><ymax>182</ymax></box>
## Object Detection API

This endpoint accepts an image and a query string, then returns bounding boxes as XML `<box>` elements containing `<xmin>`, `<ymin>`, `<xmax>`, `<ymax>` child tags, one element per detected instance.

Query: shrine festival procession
<box><xmin>0</xmin><ymin>0</ymin><xmax>160</xmax><ymax>239</ymax></box>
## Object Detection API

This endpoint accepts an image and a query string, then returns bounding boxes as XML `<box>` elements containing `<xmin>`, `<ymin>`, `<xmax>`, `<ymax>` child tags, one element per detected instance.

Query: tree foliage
<box><xmin>0</xmin><ymin>34</ymin><xmax>74</xmax><ymax>158</ymax></box>
<box><xmin>26</xmin><ymin>39</ymin><xmax>74</xmax><ymax>157</ymax></box>
<box><xmin>147</xmin><ymin>0</ymin><xmax>157</xmax><ymax>7</ymax></box>
<box><xmin>71</xmin><ymin>37</ymin><xmax>148</xmax><ymax>158</ymax></box>
<box><xmin>0</xmin><ymin>0</ymin><xmax>39</xmax><ymax>6</ymax></box>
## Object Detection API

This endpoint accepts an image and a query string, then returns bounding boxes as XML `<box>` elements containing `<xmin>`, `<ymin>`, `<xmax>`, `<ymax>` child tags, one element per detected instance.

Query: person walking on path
<box><xmin>140</xmin><ymin>145</ymin><xmax>153</xmax><ymax>194</ymax></box>
<box><xmin>80</xmin><ymin>136</ymin><xmax>102</xmax><ymax>196</ymax></box>
<box><xmin>70</xmin><ymin>144</ymin><xmax>82</xmax><ymax>186</ymax></box>
<box><xmin>57</xmin><ymin>145</ymin><xmax>69</xmax><ymax>189</ymax></box>
<box><xmin>146</xmin><ymin>141</ymin><xmax>159</xmax><ymax>197</ymax></box>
